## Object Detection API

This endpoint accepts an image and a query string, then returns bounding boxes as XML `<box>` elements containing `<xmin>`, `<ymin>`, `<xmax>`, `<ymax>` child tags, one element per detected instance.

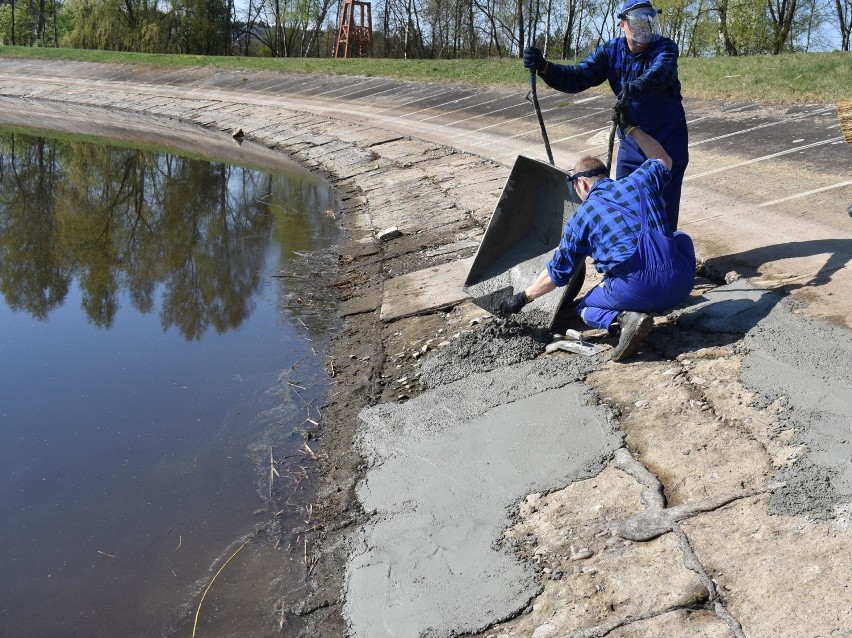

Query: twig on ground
<box><xmin>269</xmin><ymin>446</ymin><xmax>276</xmax><ymax>498</ymax></box>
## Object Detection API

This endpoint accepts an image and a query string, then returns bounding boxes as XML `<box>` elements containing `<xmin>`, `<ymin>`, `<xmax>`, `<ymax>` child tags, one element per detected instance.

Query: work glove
<box><xmin>612</xmin><ymin>96</ymin><xmax>637</xmax><ymax>135</ymax></box>
<box><xmin>523</xmin><ymin>47</ymin><xmax>546</xmax><ymax>73</ymax></box>
<box><xmin>499</xmin><ymin>290</ymin><xmax>529</xmax><ymax>315</ymax></box>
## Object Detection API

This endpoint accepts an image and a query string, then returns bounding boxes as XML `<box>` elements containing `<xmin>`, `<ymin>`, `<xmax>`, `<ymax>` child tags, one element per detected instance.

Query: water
<box><xmin>0</xmin><ymin>129</ymin><xmax>341</xmax><ymax>636</ymax></box>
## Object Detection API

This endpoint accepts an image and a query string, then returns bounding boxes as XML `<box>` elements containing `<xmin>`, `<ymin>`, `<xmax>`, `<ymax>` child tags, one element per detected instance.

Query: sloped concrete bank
<box><xmin>2</xmin><ymin>62</ymin><xmax>851</xmax><ymax>638</ymax></box>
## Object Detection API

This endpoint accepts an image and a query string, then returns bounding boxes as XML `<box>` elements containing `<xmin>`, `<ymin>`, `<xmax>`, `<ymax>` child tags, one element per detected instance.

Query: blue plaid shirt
<box><xmin>540</xmin><ymin>36</ymin><xmax>682</xmax><ymax>133</ymax></box>
<box><xmin>546</xmin><ymin>159</ymin><xmax>671</xmax><ymax>286</ymax></box>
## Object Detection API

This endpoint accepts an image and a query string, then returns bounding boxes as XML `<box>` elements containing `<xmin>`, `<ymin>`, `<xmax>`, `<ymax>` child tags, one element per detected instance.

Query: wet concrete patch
<box><xmin>673</xmin><ymin>281</ymin><xmax>780</xmax><ymax>333</ymax></box>
<box><xmin>675</xmin><ymin>280</ymin><xmax>852</xmax><ymax>519</ymax></box>
<box><xmin>347</xmin><ymin>366</ymin><xmax>621</xmax><ymax>636</ymax></box>
<box><xmin>741</xmin><ymin>298</ymin><xmax>852</xmax><ymax>518</ymax></box>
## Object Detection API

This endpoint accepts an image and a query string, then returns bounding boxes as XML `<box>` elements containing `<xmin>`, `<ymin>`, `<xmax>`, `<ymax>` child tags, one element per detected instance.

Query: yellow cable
<box><xmin>191</xmin><ymin>536</ymin><xmax>253</xmax><ymax>637</ymax></box>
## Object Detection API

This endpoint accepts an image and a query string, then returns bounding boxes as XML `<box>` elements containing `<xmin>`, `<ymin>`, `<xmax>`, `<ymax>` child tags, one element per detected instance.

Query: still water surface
<box><xmin>0</xmin><ymin>129</ymin><xmax>340</xmax><ymax>636</ymax></box>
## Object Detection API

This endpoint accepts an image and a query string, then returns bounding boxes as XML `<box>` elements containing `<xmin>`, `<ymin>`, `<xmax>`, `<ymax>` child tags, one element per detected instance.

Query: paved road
<box><xmin>1</xmin><ymin>57</ymin><xmax>848</xmax><ymax>328</ymax></box>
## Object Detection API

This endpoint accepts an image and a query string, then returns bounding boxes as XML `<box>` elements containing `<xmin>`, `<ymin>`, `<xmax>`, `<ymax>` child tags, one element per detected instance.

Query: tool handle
<box><xmin>605</xmin><ymin>120</ymin><xmax>617</xmax><ymax>176</ymax></box>
<box><xmin>529</xmin><ymin>69</ymin><xmax>555</xmax><ymax>166</ymax></box>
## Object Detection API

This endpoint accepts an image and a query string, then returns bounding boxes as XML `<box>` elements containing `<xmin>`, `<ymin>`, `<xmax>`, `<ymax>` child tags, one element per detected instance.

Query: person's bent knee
<box><xmin>673</xmin><ymin>231</ymin><xmax>695</xmax><ymax>263</ymax></box>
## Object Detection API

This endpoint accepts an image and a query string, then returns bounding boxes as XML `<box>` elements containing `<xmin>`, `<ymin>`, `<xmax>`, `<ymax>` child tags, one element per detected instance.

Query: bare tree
<box><xmin>834</xmin><ymin>0</ymin><xmax>851</xmax><ymax>48</ymax></box>
<box><xmin>766</xmin><ymin>0</ymin><xmax>799</xmax><ymax>52</ymax></box>
<box><xmin>717</xmin><ymin>0</ymin><xmax>739</xmax><ymax>54</ymax></box>
<box><xmin>561</xmin><ymin>0</ymin><xmax>584</xmax><ymax>57</ymax></box>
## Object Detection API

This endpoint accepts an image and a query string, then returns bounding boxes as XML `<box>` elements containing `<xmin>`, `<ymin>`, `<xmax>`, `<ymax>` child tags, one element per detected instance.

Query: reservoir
<box><xmin>0</xmin><ymin>127</ymin><xmax>340</xmax><ymax>636</ymax></box>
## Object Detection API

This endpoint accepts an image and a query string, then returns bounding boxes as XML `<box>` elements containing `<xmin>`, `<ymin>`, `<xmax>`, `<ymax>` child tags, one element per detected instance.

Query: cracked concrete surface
<box><xmin>1</xmin><ymin>59</ymin><xmax>851</xmax><ymax>638</ymax></box>
<box><xmin>472</xmin><ymin>284</ymin><xmax>852</xmax><ymax>638</ymax></box>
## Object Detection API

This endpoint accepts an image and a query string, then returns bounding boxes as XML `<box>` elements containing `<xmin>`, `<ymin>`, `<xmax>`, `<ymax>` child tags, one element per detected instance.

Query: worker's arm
<box><xmin>628</xmin><ymin>126</ymin><xmax>672</xmax><ymax>170</ymax></box>
<box><xmin>523</xmin><ymin>269</ymin><xmax>557</xmax><ymax>301</ymax></box>
<box><xmin>497</xmin><ymin>269</ymin><xmax>560</xmax><ymax>315</ymax></box>
<box><xmin>497</xmin><ymin>269</ymin><xmax>557</xmax><ymax>315</ymax></box>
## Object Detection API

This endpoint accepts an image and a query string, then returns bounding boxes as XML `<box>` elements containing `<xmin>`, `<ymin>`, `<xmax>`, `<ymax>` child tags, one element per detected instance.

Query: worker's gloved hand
<box><xmin>612</xmin><ymin>98</ymin><xmax>637</xmax><ymax>135</ymax></box>
<box><xmin>523</xmin><ymin>47</ymin><xmax>546</xmax><ymax>72</ymax></box>
<box><xmin>499</xmin><ymin>290</ymin><xmax>529</xmax><ymax>315</ymax></box>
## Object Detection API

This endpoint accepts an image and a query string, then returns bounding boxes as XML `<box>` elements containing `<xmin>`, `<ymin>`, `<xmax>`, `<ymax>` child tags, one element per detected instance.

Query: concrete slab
<box><xmin>380</xmin><ymin>257</ymin><xmax>474</xmax><ymax>322</ymax></box>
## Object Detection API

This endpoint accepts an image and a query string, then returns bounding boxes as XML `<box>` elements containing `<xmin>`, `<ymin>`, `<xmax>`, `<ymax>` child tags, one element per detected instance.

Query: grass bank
<box><xmin>1</xmin><ymin>45</ymin><xmax>849</xmax><ymax>104</ymax></box>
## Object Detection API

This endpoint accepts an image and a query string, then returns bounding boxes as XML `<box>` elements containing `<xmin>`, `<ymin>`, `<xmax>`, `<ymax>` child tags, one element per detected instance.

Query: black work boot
<box><xmin>611</xmin><ymin>311</ymin><xmax>653</xmax><ymax>361</ymax></box>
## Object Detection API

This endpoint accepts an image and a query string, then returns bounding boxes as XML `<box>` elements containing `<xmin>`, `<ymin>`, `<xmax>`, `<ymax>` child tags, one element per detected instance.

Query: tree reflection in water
<box><xmin>0</xmin><ymin>130</ymin><xmax>338</xmax><ymax>340</ymax></box>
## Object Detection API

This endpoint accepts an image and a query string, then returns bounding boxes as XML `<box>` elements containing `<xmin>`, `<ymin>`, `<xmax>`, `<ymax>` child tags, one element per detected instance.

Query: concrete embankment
<box><xmin>2</xmin><ymin>59</ymin><xmax>851</xmax><ymax>638</ymax></box>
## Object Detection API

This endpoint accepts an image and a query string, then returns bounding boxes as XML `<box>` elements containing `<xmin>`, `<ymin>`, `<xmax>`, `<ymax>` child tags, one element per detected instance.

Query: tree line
<box><xmin>0</xmin><ymin>131</ymin><xmax>339</xmax><ymax>339</ymax></box>
<box><xmin>0</xmin><ymin>0</ymin><xmax>848</xmax><ymax>61</ymax></box>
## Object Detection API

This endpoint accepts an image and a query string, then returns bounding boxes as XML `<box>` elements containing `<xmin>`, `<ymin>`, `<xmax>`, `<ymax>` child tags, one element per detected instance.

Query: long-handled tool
<box><xmin>605</xmin><ymin>93</ymin><xmax>629</xmax><ymax>175</ymax></box>
<box><xmin>605</xmin><ymin>119</ymin><xmax>618</xmax><ymax>175</ymax></box>
<box><xmin>527</xmin><ymin>69</ymin><xmax>555</xmax><ymax>166</ymax></box>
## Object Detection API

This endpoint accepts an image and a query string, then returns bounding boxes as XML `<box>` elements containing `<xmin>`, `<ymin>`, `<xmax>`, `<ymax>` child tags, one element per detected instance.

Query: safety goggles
<box><xmin>566</xmin><ymin>169</ymin><xmax>607</xmax><ymax>185</ymax></box>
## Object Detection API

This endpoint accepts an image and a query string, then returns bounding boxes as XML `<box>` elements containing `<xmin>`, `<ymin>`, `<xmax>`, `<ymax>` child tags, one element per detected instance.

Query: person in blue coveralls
<box><xmin>498</xmin><ymin>115</ymin><xmax>695</xmax><ymax>362</ymax></box>
<box><xmin>522</xmin><ymin>0</ymin><xmax>688</xmax><ymax>231</ymax></box>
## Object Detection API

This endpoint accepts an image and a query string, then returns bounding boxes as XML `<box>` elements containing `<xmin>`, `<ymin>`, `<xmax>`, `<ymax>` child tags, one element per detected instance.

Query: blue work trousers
<box><xmin>617</xmin><ymin>97</ymin><xmax>689</xmax><ymax>231</ymax></box>
<box><xmin>576</xmin><ymin>177</ymin><xmax>696</xmax><ymax>331</ymax></box>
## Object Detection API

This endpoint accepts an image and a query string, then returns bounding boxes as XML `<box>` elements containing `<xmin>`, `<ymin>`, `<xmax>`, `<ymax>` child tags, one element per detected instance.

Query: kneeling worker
<box><xmin>499</xmin><ymin>115</ymin><xmax>695</xmax><ymax>361</ymax></box>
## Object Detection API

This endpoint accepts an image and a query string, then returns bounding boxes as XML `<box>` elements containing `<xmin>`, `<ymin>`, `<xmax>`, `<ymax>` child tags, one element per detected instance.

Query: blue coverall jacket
<box><xmin>539</xmin><ymin>36</ymin><xmax>689</xmax><ymax>230</ymax></box>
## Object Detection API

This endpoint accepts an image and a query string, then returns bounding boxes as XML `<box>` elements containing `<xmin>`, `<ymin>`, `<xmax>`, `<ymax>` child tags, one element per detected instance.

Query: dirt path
<box><xmin>2</xmin><ymin>59</ymin><xmax>851</xmax><ymax>638</ymax></box>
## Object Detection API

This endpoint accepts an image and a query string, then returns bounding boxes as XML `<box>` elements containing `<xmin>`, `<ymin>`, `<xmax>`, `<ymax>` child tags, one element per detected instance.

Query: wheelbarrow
<box><xmin>462</xmin><ymin>69</ymin><xmax>587</xmax><ymax>331</ymax></box>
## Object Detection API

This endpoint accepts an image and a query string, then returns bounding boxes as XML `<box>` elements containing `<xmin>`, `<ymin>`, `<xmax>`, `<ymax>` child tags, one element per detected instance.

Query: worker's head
<box><xmin>618</xmin><ymin>1</ymin><xmax>660</xmax><ymax>49</ymax></box>
<box><xmin>567</xmin><ymin>157</ymin><xmax>608</xmax><ymax>202</ymax></box>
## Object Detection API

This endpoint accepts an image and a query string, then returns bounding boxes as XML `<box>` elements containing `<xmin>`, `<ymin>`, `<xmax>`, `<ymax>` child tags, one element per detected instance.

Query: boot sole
<box><xmin>610</xmin><ymin>314</ymin><xmax>654</xmax><ymax>361</ymax></box>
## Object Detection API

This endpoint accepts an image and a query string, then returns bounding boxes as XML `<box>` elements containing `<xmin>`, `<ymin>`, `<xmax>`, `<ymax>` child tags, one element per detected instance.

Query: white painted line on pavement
<box><xmin>314</xmin><ymin>79</ymin><xmax>390</xmax><ymax>99</ymax></box>
<box><xmin>419</xmin><ymin>95</ymin><xmax>505</xmax><ymax>121</ymax></box>
<box><xmin>557</xmin><ymin>126</ymin><xmax>612</xmax><ymax>148</ymax></box>
<box><xmin>685</xmin><ymin>137</ymin><xmax>843</xmax><ymax>181</ymax></box>
<box><xmin>457</xmin><ymin>109</ymin><xmax>545</xmax><ymax>142</ymax></box>
<box><xmin>757</xmin><ymin>180</ymin><xmax>852</xmax><ymax>207</ymax></box>
<box><xmin>439</xmin><ymin>90</ymin><xmax>577</xmax><ymax>128</ymax></box>
<box><xmin>372</xmin><ymin>88</ymin><xmax>458</xmax><ymax>114</ymax></box>
<box><xmin>405</xmin><ymin>93</ymin><xmax>479</xmax><ymax>118</ymax></box>
<box><xmin>467</xmin><ymin>105</ymin><xmax>612</xmax><ymax>147</ymax></box>
<box><xmin>572</xmin><ymin>95</ymin><xmax>604</xmax><ymax>104</ymax></box>
<box><xmin>689</xmin><ymin>106</ymin><xmax>834</xmax><ymax>147</ymax></box>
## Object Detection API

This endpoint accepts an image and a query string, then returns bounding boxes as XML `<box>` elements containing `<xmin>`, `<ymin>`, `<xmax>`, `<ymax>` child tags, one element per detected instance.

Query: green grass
<box><xmin>1</xmin><ymin>45</ymin><xmax>849</xmax><ymax>104</ymax></box>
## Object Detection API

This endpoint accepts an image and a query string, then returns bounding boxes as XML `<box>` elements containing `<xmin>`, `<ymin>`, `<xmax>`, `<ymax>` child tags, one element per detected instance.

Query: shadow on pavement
<box><xmin>705</xmin><ymin>239</ymin><xmax>852</xmax><ymax>290</ymax></box>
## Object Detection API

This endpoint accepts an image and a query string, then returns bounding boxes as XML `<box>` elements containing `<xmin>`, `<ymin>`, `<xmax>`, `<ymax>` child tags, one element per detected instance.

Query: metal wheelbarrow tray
<box><xmin>463</xmin><ymin>155</ymin><xmax>586</xmax><ymax>330</ymax></box>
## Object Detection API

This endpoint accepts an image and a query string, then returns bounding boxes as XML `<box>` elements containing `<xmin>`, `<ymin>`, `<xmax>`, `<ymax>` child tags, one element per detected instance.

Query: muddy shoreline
<box><xmin>294</xmin><ymin>160</ymin><xmax>493</xmax><ymax>636</ymax></box>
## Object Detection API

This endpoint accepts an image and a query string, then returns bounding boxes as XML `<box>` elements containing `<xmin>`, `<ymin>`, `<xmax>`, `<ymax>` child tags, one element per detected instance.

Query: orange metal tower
<box><xmin>334</xmin><ymin>0</ymin><xmax>373</xmax><ymax>58</ymax></box>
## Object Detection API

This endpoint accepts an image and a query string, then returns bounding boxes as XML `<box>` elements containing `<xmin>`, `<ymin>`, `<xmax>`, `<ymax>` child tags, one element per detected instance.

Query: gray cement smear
<box><xmin>347</xmin><ymin>360</ymin><xmax>621</xmax><ymax>637</ymax></box>
<box><xmin>739</xmin><ymin>295</ymin><xmax>852</xmax><ymax>520</ymax></box>
<box><xmin>677</xmin><ymin>281</ymin><xmax>852</xmax><ymax>519</ymax></box>
<box><xmin>419</xmin><ymin>318</ymin><xmax>596</xmax><ymax>390</ymax></box>
<box><xmin>672</xmin><ymin>280</ymin><xmax>779</xmax><ymax>333</ymax></box>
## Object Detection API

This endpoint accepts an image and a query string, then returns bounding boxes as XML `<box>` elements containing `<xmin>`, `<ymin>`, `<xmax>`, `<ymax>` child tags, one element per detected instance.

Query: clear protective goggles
<box><xmin>621</xmin><ymin>7</ymin><xmax>660</xmax><ymax>44</ymax></box>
